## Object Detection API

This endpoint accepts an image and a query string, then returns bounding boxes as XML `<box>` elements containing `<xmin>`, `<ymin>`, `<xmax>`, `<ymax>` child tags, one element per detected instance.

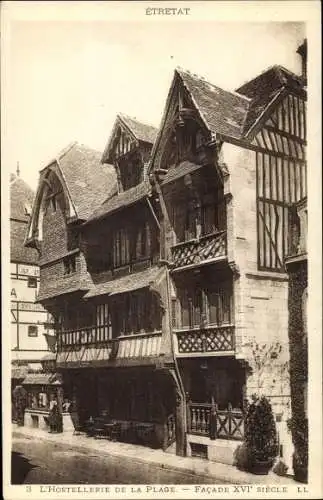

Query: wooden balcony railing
<box><xmin>174</xmin><ymin>325</ymin><xmax>235</xmax><ymax>355</ymax></box>
<box><xmin>57</xmin><ymin>327</ymin><xmax>162</xmax><ymax>360</ymax></box>
<box><xmin>187</xmin><ymin>402</ymin><xmax>244</xmax><ymax>441</ymax></box>
<box><xmin>171</xmin><ymin>231</ymin><xmax>227</xmax><ymax>269</ymax></box>
<box><xmin>57</xmin><ymin>326</ymin><xmax>111</xmax><ymax>349</ymax></box>
<box><xmin>111</xmin><ymin>331</ymin><xmax>162</xmax><ymax>359</ymax></box>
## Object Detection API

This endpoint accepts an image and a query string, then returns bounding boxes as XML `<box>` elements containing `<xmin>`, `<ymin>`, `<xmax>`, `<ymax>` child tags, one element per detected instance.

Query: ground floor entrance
<box><xmin>60</xmin><ymin>366</ymin><xmax>177</xmax><ymax>451</ymax></box>
<box><xmin>179</xmin><ymin>357</ymin><xmax>246</xmax><ymax>442</ymax></box>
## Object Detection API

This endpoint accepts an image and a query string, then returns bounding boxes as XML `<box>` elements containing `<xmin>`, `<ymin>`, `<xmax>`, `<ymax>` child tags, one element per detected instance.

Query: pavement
<box><xmin>12</xmin><ymin>424</ymin><xmax>297</xmax><ymax>485</ymax></box>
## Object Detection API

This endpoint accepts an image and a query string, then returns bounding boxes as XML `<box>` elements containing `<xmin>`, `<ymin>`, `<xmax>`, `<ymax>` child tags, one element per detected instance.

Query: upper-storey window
<box><xmin>112</xmin><ymin>221</ymin><xmax>154</xmax><ymax>269</ymax></box>
<box><xmin>28</xmin><ymin>277</ymin><xmax>38</xmax><ymax>288</ymax></box>
<box><xmin>173</xmin><ymin>189</ymin><xmax>225</xmax><ymax>243</ymax></box>
<box><xmin>135</xmin><ymin>221</ymin><xmax>151</xmax><ymax>260</ymax></box>
<box><xmin>113</xmin><ymin>228</ymin><xmax>130</xmax><ymax>268</ymax></box>
<box><xmin>175</xmin><ymin>281</ymin><xmax>232</xmax><ymax>330</ymax></box>
<box><xmin>110</xmin><ymin>290</ymin><xmax>162</xmax><ymax>337</ymax></box>
<box><xmin>122</xmin><ymin>157</ymin><xmax>142</xmax><ymax>191</ymax></box>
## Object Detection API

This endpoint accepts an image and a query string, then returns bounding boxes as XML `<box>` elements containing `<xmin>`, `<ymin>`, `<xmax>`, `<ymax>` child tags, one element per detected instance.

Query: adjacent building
<box><xmin>25</xmin><ymin>52</ymin><xmax>307</xmax><ymax>465</ymax></box>
<box><xmin>10</xmin><ymin>171</ymin><xmax>53</xmax><ymax>381</ymax></box>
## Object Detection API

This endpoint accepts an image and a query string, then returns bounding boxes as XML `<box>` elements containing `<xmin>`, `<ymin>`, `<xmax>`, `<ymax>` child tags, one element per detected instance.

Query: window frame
<box><xmin>28</xmin><ymin>325</ymin><xmax>38</xmax><ymax>337</ymax></box>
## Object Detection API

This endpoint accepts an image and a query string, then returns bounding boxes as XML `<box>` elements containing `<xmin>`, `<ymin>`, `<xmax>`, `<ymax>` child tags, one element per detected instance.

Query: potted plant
<box><xmin>244</xmin><ymin>395</ymin><xmax>278</xmax><ymax>474</ymax></box>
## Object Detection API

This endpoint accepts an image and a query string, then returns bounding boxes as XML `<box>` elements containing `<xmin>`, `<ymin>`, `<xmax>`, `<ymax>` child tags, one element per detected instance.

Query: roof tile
<box><xmin>177</xmin><ymin>68</ymin><xmax>250</xmax><ymax>139</ymax></box>
<box><xmin>87</xmin><ymin>180</ymin><xmax>151</xmax><ymax>223</ymax></box>
<box><xmin>85</xmin><ymin>265</ymin><xmax>165</xmax><ymax>299</ymax></box>
<box><xmin>57</xmin><ymin>143</ymin><xmax>117</xmax><ymax>220</ymax></box>
<box><xmin>119</xmin><ymin>114</ymin><xmax>158</xmax><ymax>144</ymax></box>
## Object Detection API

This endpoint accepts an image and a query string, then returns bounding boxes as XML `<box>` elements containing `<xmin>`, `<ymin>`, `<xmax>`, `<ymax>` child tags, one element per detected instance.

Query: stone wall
<box><xmin>223</xmin><ymin>142</ymin><xmax>292</xmax><ymax>466</ymax></box>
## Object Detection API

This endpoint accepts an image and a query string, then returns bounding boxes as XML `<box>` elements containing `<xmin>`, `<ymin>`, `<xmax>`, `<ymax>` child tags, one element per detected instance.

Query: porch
<box><xmin>185</xmin><ymin>402</ymin><xmax>244</xmax><ymax>465</ymax></box>
<box><xmin>61</xmin><ymin>366</ymin><xmax>177</xmax><ymax>451</ymax></box>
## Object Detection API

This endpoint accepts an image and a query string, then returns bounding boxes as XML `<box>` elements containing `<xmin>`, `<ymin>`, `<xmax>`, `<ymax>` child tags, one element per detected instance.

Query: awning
<box><xmin>28</xmin><ymin>363</ymin><xmax>43</xmax><ymax>371</ymax></box>
<box><xmin>85</xmin><ymin>266</ymin><xmax>166</xmax><ymax>299</ymax></box>
<box><xmin>11</xmin><ymin>366</ymin><xmax>29</xmax><ymax>380</ymax></box>
<box><xmin>22</xmin><ymin>372</ymin><xmax>62</xmax><ymax>386</ymax></box>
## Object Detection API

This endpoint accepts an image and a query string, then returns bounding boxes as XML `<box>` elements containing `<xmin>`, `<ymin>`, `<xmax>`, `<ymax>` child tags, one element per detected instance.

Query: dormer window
<box><xmin>102</xmin><ymin>114</ymin><xmax>157</xmax><ymax>192</ymax></box>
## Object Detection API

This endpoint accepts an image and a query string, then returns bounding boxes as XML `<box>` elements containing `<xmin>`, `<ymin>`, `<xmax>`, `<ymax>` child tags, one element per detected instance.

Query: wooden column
<box><xmin>167</xmin><ymin>368</ymin><xmax>186</xmax><ymax>457</ymax></box>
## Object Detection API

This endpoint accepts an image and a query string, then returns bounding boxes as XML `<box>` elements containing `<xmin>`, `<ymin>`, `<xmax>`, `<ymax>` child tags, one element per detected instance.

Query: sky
<box><xmin>3</xmin><ymin>13</ymin><xmax>305</xmax><ymax>190</ymax></box>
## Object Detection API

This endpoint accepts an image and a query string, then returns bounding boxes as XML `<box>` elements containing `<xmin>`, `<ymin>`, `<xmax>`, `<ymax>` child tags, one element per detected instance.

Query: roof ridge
<box><xmin>56</xmin><ymin>141</ymin><xmax>78</xmax><ymax>161</ymax></box>
<box><xmin>118</xmin><ymin>112</ymin><xmax>158</xmax><ymax>131</ymax></box>
<box><xmin>236</xmin><ymin>64</ymin><xmax>302</xmax><ymax>94</ymax></box>
<box><xmin>176</xmin><ymin>67</ymin><xmax>251</xmax><ymax>102</ymax></box>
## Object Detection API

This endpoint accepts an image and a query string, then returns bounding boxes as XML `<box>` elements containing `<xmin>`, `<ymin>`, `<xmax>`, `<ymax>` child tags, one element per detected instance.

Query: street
<box><xmin>12</xmin><ymin>433</ymin><xmax>221</xmax><ymax>484</ymax></box>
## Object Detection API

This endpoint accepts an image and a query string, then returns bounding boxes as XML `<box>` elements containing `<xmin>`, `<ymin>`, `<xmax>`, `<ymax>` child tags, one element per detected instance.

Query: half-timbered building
<box><xmin>148</xmin><ymin>60</ymin><xmax>306</xmax><ymax>463</ymax></box>
<box><xmin>25</xmin><ymin>46</ymin><xmax>307</xmax><ymax>465</ymax></box>
<box><xmin>10</xmin><ymin>172</ymin><xmax>53</xmax><ymax>376</ymax></box>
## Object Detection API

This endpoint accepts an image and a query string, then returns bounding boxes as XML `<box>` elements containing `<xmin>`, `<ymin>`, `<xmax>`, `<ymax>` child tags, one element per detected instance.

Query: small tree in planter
<box><xmin>244</xmin><ymin>395</ymin><xmax>279</xmax><ymax>474</ymax></box>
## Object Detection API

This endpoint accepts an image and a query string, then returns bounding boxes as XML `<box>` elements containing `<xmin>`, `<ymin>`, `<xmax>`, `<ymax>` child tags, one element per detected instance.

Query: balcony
<box><xmin>171</xmin><ymin>231</ymin><xmax>227</xmax><ymax>271</ymax></box>
<box><xmin>56</xmin><ymin>327</ymin><xmax>163</xmax><ymax>367</ymax></box>
<box><xmin>111</xmin><ymin>331</ymin><xmax>162</xmax><ymax>359</ymax></box>
<box><xmin>174</xmin><ymin>325</ymin><xmax>235</xmax><ymax>357</ymax></box>
<box><xmin>286</xmin><ymin>198</ymin><xmax>307</xmax><ymax>264</ymax></box>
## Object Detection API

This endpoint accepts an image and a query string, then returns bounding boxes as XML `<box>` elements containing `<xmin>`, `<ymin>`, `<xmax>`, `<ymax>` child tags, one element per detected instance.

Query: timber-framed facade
<box><xmin>25</xmin><ymin>48</ymin><xmax>307</xmax><ymax>464</ymax></box>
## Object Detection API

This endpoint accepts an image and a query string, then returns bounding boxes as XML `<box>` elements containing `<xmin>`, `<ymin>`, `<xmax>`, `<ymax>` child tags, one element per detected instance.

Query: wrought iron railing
<box><xmin>171</xmin><ymin>231</ymin><xmax>227</xmax><ymax>269</ymax></box>
<box><xmin>187</xmin><ymin>402</ymin><xmax>244</xmax><ymax>441</ymax></box>
<box><xmin>175</xmin><ymin>325</ymin><xmax>235</xmax><ymax>354</ymax></box>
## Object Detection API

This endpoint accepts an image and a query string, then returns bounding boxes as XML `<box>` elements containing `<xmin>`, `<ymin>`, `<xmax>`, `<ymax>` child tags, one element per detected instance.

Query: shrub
<box><xmin>233</xmin><ymin>443</ymin><xmax>249</xmax><ymax>471</ymax></box>
<box><xmin>244</xmin><ymin>395</ymin><xmax>279</xmax><ymax>469</ymax></box>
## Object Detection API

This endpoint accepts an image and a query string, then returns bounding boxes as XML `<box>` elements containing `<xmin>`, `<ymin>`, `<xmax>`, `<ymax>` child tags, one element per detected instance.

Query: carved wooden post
<box><xmin>228</xmin><ymin>402</ymin><xmax>232</xmax><ymax>438</ymax></box>
<box><xmin>210</xmin><ymin>397</ymin><xmax>217</xmax><ymax>440</ymax></box>
<box><xmin>186</xmin><ymin>393</ymin><xmax>192</xmax><ymax>434</ymax></box>
<box><xmin>175</xmin><ymin>387</ymin><xmax>186</xmax><ymax>456</ymax></box>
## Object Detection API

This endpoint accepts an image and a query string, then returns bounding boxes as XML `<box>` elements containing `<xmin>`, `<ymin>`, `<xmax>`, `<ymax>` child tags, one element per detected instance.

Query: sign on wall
<box><xmin>17</xmin><ymin>264</ymin><xmax>40</xmax><ymax>277</ymax></box>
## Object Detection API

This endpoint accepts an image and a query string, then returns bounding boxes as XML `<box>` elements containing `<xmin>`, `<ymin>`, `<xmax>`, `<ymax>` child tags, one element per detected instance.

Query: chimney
<box><xmin>16</xmin><ymin>161</ymin><xmax>20</xmax><ymax>177</ymax></box>
<box><xmin>297</xmin><ymin>39</ymin><xmax>307</xmax><ymax>83</ymax></box>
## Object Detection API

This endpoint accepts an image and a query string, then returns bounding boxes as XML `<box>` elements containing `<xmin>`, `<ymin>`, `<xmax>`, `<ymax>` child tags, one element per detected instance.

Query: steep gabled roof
<box><xmin>86</xmin><ymin>180</ymin><xmax>151</xmax><ymax>224</ymax></box>
<box><xmin>149</xmin><ymin>65</ymin><xmax>306</xmax><ymax>174</ymax></box>
<box><xmin>176</xmin><ymin>68</ymin><xmax>250</xmax><ymax>140</ymax></box>
<box><xmin>26</xmin><ymin>142</ymin><xmax>117</xmax><ymax>246</ymax></box>
<box><xmin>101</xmin><ymin>114</ymin><xmax>158</xmax><ymax>165</ymax></box>
<box><xmin>119</xmin><ymin>114</ymin><xmax>158</xmax><ymax>144</ymax></box>
<box><xmin>56</xmin><ymin>142</ymin><xmax>117</xmax><ymax>220</ymax></box>
<box><xmin>10</xmin><ymin>175</ymin><xmax>39</xmax><ymax>265</ymax></box>
<box><xmin>236</xmin><ymin>65</ymin><xmax>306</xmax><ymax>137</ymax></box>
<box><xmin>10</xmin><ymin>175</ymin><xmax>35</xmax><ymax>222</ymax></box>
<box><xmin>11</xmin><ymin>219</ymin><xmax>39</xmax><ymax>265</ymax></box>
